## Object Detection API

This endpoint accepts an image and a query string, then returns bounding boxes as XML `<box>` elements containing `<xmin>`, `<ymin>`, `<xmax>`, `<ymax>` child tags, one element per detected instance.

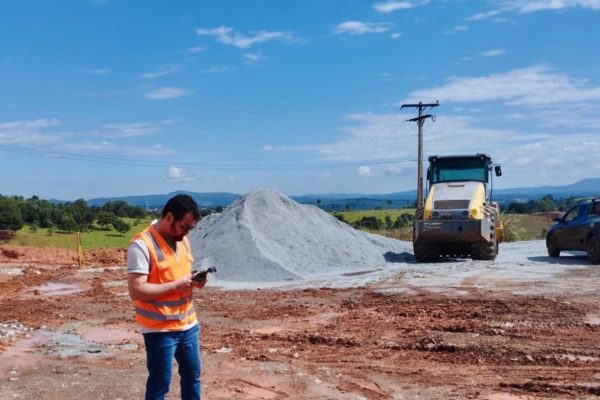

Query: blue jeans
<box><xmin>143</xmin><ymin>324</ymin><xmax>201</xmax><ymax>400</ymax></box>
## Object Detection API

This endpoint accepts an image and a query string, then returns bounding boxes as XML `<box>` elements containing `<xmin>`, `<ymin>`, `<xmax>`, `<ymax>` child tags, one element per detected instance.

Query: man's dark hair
<box><xmin>161</xmin><ymin>194</ymin><xmax>200</xmax><ymax>221</ymax></box>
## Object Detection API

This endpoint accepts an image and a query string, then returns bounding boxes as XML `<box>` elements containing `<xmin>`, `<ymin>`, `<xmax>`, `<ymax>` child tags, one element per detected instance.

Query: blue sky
<box><xmin>1</xmin><ymin>0</ymin><xmax>599</xmax><ymax>200</ymax></box>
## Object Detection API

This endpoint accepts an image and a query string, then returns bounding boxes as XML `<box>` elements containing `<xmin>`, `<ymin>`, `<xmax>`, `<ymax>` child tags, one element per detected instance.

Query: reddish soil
<box><xmin>0</xmin><ymin>244</ymin><xmax>126</xmax><ymax>266</ymax></box>
<box><xmin>0</xmin><ymin>249</ymin><xmax>599</xmax><ymax>399</ymax></box>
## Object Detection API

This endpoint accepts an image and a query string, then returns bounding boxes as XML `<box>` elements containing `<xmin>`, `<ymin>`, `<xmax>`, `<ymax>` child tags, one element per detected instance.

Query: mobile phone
<box><xmin>192</xmin><ymin>267</ymin><xmax>217</xmax><ymax>282</ymax></box>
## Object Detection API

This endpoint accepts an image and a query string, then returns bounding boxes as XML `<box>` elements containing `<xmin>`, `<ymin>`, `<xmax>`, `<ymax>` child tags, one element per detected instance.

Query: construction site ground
<box><xmin>0</xmin><ymin>243</ymin><xmax>599</xmax><ymax>399</ymax></box>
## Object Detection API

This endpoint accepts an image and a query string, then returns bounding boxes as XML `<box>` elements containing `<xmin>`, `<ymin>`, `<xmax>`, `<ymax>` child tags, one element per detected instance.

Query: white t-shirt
<box><xmin>126</xmin><ymin>239</ymin><xmax>152</xmax><ymax>274</ymax></box>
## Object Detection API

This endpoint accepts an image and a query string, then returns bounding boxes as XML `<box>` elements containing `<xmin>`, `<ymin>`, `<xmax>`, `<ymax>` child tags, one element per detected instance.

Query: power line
<box><xmin>0</xmin><ymin>144</ymin><xmax>416</xmax><ymax>171</ymax></box>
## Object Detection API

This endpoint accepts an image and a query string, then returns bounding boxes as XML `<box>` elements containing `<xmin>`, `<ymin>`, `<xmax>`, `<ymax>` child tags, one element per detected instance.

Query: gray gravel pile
<box><xmin>188</xmin><ymin>189</ymin><xmax>412</xmax><ymax>282</ymax></box>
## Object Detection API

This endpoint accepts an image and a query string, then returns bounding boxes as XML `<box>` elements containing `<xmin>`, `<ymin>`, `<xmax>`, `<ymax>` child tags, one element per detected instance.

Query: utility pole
<box><xmin>400</xmin><ymin>101</ymin><xmax>439</xmax><ymax>209</ymax></box>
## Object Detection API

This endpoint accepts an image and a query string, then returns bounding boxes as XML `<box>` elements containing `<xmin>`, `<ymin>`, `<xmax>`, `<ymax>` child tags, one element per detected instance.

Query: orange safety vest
<box><xmin>131</xmin><ymin>225</ymin><xmax>197</xmax><ymax>331</ymax></box>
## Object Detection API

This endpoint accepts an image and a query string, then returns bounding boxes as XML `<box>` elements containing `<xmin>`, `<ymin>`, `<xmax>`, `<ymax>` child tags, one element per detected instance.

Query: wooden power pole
<box><xmin>400</xmin><ymin>101</ymin><xmax>439</xmax><ymax>208</ymax></box>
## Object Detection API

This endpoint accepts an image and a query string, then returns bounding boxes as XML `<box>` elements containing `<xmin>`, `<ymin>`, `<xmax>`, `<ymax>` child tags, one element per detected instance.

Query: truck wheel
<box><xmin>546</xmin><ymin>235</ymin><xmax>560</xmax><ymax>258</ymax></box>
<box><xmin>588</xmin><ymin>236</ymin><xmax>600</xmax><ymax>263</ymax></box>
<box><xmin>471</xmin><ymin>240</ymin><xmax>497</xmax><ymax>261</ymax></box>
<box><xmin>413</xmin><ymin>242</ymin><xmax>438</xmax><ymax>262</ymax></box>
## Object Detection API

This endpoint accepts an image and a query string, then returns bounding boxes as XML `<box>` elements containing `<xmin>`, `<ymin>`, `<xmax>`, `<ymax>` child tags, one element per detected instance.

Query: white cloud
<box><xmin>307</xmin><ymin>111</ymin><xmax>600</xmax><ymax>187</ymax></box>
<box><xmin>0</xmin><ymin>118</ymin><xmax>63</xmax><ymax>145</ymax></box>
<box><xmin>504</xmin><ymin>0</ymin><xmax>600</xmax><ymax>13</ymax></box>
<box><xmin>144</xmin><ymin>87</ymin><xmax>189</xmax><ymax>100</ymax></box>
<box><xmin>187</xmin><ymin>45</ymin><xmax>207</xmax><ymax>53</ymax></box>
<box><xmin>333</xmin><ymin>21</ymin><xmax>392</xmax><ymax>35</ymax></box>
<box><xmin>390</xmin><ymin>32</ymin><xmax>402</xmax><ymax>39</ymax></box>
<box><xmin>261</xmin><ymin>144</ymin><xmax>319</xmax><ymax>152</ymax></box>
<box><xmin>358</xmin><ymin>165</ymin><xmax>371</xmax><ymax>176</ymax></box>
<box><xmin>202</xmin><ymin>65</ymin><xmax>234</xmax><ymax>74</ymax></box>
<box><xmin>444</xmin><ymin>25</ymin><xmax>469</xmax><ymax>35</ymax></box>
<box><xmin>480</xmin><ymin>48</ymin><xmax>506</xmax><ymax>57</ymax></box>
<box><xmin>0</xmin><ymin>118</ymin><xmax>60</xmax><ymax>130</ymax></box>
<box><xmin>404</xmin><ymin>66</ymin><xmax>600</xmax><ymax>106</ymax></box>
<box><xmin>251</xmin><ymin>104</ymin><xmax>600</xmax><ymax>189</ymax></box>
<box><xmin>140</xmin><ymin>64</ymin><xmax>181</xmax><ymax>80</ymax></box>
<box><xmin>58</xmin><ymin>141</ymin><xmax>175</xmax><ymax>156</ymax></box>
<box><xmin>374</xmin><ymin>0</ymin><xmax>430</xmax><ymax>13</ymax></box>
<box><xmin>166</xmin><ymin>166</ymin><xmax>193</xmax><ymax>183</ymax></box>
<box><xmin>196</xmin><ymin>26</ymin><xmax>299</xmax><ymax>49</ymax></box>
<box><xmin>80</xmin><ymin>68</ymin><xmax>112</xmax><ymax>75</ymax></box>
<box><xmin>467</xmin><ymin>10</ymin><xmax>504</xmax><ymax>20</ymax></box>
<box><xmin>469</xmin><ymin>0</ymin><xmax>600</xmax><ymax>19</ymax></box>
<box><xmin>243</xmin><ymin>52</ymin><xmax>263</xmax><ymax>64</ymax></box>
<box><xmin>384</xmin><ymin>164</ymin><xmax>412</xmax><ymax>176</ymax></box>
<box><xmin>99</xmin><ymin>122</ymin><xmax>163</xmax><ymax>138</ymax></box>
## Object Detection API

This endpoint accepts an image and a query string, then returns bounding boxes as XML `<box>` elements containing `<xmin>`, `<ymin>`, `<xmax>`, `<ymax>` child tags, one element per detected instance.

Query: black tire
<box><xmin>546</xmin><ymin>234</ymin><xmax>560</xmax><ymax>258</ymax></box>
<box><xmin>471</xmin><ymin>240</ymin><xmax>497</xmax><ymax>261</ymax></box>
<box><xmin>588</xmin><ymin>235</ymin><xmax>600</xmax><ymax>263</ymax></box>
<box><xmin>413</xmin><ymin>241</ymin><xmax>438</xmax><ymax>262</ymax></box>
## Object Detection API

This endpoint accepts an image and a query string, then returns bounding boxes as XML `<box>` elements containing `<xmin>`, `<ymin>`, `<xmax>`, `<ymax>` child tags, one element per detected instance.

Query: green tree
<box><xmin>96</xmin><ymin>211</ymin><xmax>116</xmax><ymax>230</ymax></box>
<box><xmin>385</xmin><ymin>215</ymin><xmax>394</xmax><ymax>229</ymax></box>
<box><xmin>355</xmin><ymin>216</ymin><xmax>382</xmax><ymax>230</ymax></box>
<box><xmin>21</xmin><ymin>195</ymin><xmax>54</xmax><ymax>228</ymax></box>
<box><xmin>112</xmin><ymin>218</ymin><xmax>131</xmax><ymax>235</ymax></box>
<box><xmin>0</xmin><ymin>196</ymin><xmax>24</xmax><ymax>231</ymax></box>
<box><xmin>56</xmin><ymin>214</ymin><xmax>77</xmax><ymax>232</ymax></box>
<box><xmin>394</xmin><ymin>213</ymin><xmax>414</xmax><ymax>228</ymax></box>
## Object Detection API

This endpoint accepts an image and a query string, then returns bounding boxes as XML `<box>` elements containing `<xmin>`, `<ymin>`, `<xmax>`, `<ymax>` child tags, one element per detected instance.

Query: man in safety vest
<box><xmin>127</xmin><ymin>194</ymin><xmax>205</xmax><ymax>400</ymax></box>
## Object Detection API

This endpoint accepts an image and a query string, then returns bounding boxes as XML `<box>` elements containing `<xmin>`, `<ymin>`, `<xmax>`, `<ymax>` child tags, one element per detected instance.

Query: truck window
<box><xmin>430</xmin><ymin>159</ymin><xmax>488</xmax><ymax>184</ymax></box>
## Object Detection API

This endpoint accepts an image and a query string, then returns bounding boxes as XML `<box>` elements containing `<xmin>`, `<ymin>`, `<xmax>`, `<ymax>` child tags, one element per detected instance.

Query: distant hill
<box><xmin>84</xmin><ymin>177</ymin><xmax>600</xmax><ymax>211</ymax></box>
<box><xmin>494</xmin><ymin>177</ymin><xmax>600</xmax><ymax>198</ymax></box>
<box><xmin>86</xmin><ymin>191</ymin><xmax>241</xmax><ymax>209</ymax></box>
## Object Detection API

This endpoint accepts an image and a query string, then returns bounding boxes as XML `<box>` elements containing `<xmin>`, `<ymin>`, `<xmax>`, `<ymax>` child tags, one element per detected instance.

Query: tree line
<box><xmin>0</xmin><ymin>195</ymin><xmax>151</xmax><ymax>233</ymax></box>
<box><xmin>334</xmin><ymin>213</ymin><xmax>415</xmax><ymax>230</ymax></box>
<box><xmin>505</xmin><ymin>195</ymin><xmax>580</xmax><ymax>214</ymax></box>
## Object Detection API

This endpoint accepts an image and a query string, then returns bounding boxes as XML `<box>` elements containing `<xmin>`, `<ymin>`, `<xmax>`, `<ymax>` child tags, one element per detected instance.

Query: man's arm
<box><xmin>127</xmin><ymin>272</ymin><xmax>194</xmax><ymax>301</ymax></box>
<box><xmin>126</xmin><ymin>240</ymin><xmax>205</xmax><ymax>301</ymax></box>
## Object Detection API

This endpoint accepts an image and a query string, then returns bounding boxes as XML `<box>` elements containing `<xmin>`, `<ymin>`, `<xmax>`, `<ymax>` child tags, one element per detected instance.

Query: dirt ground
<box><xmin>0</xmin><ymin>245</ymin><xmax>599</xmax><ymax>399</ymax></box>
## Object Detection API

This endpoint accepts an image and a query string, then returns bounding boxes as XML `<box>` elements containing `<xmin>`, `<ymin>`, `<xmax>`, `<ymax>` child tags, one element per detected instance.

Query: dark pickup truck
<box><xmin>546</xmin><ymin>199</ymin><xmax>600</xmax><ymax>263</ymax></box>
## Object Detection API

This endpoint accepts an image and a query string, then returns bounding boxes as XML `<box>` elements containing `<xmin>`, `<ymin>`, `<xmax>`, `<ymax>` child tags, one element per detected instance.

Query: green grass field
<box><xmin>500</xmin><ymin>213</ymin><xmax>553</xmax><ymax>242</ymax></box>
<box><xmin>3</xmin><ymin>211</ymin><xmax>554</xmax><ymax>250</ymax></box>
<box><xmin>7</xmin><ymin>217</ymin><xmax>153</xmax><ymax>250</ymax></box>
<box><xmin>334</xmin><ymin>209</ymin><xmax>415</xmax><ymax>224</ymax></box>
<box><xmin>336</xmin><ymin>209</ymin><xmax>553</xmax><ymax>242</ymax></box>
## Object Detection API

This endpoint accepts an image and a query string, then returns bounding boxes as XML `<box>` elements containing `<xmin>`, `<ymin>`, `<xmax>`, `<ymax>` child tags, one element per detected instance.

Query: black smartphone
<box><xmin>192</xmin><ymin>267</ymin><xmax>217</xmax><ymax>282</ymax></box>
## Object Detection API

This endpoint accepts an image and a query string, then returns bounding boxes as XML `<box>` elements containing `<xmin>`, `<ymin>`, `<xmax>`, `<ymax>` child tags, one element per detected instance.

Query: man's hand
<box><xmin>128</xmin><ymin>273</ymin><xmax>195</xmax><ymax>301</ymax></box>
<box><xmin>191</xmin><ymin>277</ymin><xmax>207</xmax><ymax>289</ymax></box>
<box><xmin>173</xmin><ymin>274</ymin><xmax>194</xmax><ymax>291</ymax></box>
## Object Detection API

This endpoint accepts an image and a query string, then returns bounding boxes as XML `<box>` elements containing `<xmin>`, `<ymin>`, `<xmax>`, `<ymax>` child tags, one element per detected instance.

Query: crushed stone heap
<box><xmin>187</xmin><ymin>189</ymin><xmax>412</xmax><ymax>282</ymax></box>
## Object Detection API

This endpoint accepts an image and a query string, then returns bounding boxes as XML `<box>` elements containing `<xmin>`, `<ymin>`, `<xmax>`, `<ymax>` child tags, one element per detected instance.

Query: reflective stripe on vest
<box><xmin>135</xmin><ymin>306</ymin><xmax>196</xmax><ymax>321</ymax></box>
<box><xmin>143</xmin><ymin>231</ymin><xmax>165</xmax><ymax>262</ymax></box>
<box><xmin>142</xmin><ymin>295</ymin><xmax>193</xmax><ymax>308</ymax></box>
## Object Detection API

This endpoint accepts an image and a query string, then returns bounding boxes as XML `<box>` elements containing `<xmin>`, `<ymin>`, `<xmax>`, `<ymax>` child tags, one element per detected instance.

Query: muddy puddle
<box><xmin>0</xmin><ymin>266</ymin><xmax>23</xmax><ymax>283</ymax></box>
<box><xmin>0</xmin><ymin>331</ymin><xmax>51</xmax><ymax>377</ymax></box>
<box><xmin>80</xmin><ymin>326</ymin><xmax>140</xmax><ymax>344</ymax></box>
<box><xmin>28</xmin><ymin>282</ymin><xmax>85</xmax><ymax>297</ymax></box>
<box><xmin>584</xmin><ymin>313</ymin><xmax>600</xmax><ymax>325</ymax></box>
